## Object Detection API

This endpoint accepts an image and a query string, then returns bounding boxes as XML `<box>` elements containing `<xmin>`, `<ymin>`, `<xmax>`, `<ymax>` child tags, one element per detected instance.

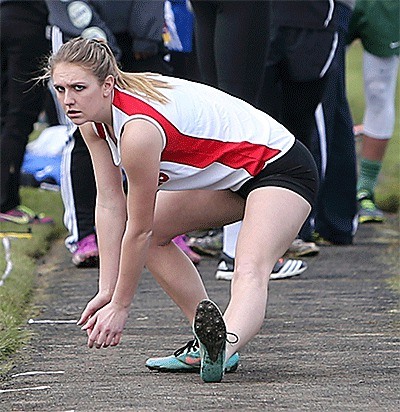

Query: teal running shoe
<box><xmin>193</xmin><ymin>299</ymin><xmax>227</xmax><ymax>383</ymax></box>
<box><xmin>145</xmin><ymin>339</ymin><xmax>239</xmax><ymax>373</ymax></box>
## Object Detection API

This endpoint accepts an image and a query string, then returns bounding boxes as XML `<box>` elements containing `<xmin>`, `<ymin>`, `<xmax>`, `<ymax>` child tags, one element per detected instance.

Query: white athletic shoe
<box><xmin>215</xmin><ymin>253</ymin><xmax>308</xmax><ymax>281</ymax></box>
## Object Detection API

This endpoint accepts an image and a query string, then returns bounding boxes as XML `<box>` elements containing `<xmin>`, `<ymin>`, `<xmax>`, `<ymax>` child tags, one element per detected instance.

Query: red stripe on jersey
<box><xmin>94</xmin><ymin>123</ymin><xmax>106</xmax><ymax>139</ymax></box>
<box><xmin>113</xmin><ymin>88</ymin><xmax>280</xmax><ymax>176</ymax></box>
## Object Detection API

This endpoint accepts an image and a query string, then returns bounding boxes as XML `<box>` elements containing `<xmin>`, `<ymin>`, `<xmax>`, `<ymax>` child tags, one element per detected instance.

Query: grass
<box><xmin>0</xmin><ymin>188</ymin><xmax>65</xmax><ymax>375</ymax></box>
<box><xmin>0</xmin><ymin>42</ymin><xmax>399</xmax><ymax>376</ymax></box>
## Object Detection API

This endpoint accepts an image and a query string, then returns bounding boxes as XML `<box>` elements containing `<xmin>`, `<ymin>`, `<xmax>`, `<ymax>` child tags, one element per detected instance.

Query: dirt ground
<box><xmin>1</xmin><ymin>216</ymin><xmax>399</xmax><ymax>412</ymax></box>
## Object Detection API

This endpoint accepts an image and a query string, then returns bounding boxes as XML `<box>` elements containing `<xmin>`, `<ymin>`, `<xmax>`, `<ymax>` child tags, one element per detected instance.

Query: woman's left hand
<box><xmin>80</xmin><ymin>302</ymin><xmax>130</xmax><ymax>348</ymax></box>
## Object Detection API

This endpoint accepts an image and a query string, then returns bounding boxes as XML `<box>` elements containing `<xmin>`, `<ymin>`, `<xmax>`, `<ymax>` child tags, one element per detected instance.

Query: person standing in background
<box><xmin>307</xmin><ymin>0</ymin><xmax>358</xmax><ymax>246</ymax></box>
<box><xmin>185</xmin><ymin>0</ymin><xmax>308</xmax><ymax>277</ymax></box>
<box><xmin>189</xmin><ymin>0</ymin><xmax>268</xmax><ymax>274</ymax></box>
<box><xmin>0</xmin><ymin>0</ymin><xmax>54</xmax><ymax>224</ymax></box>
<box><xmin>258</xmin><ymin>0</ymin><xmax>339</xmax><ymax>254</ymax></box>
<box><xmin>347</xmin><ymin>0</ymin><xmax>399</xmax><ymax>223</ymax></box>
<box><xmin>163</xmin><ymin>0</ymin><xmax>199</xmax><ymax>81</ymax></box>
<box><xmin>190</xmin><ymin>0</ymin><xmax>269</xmax><ymax>104</ymax></box>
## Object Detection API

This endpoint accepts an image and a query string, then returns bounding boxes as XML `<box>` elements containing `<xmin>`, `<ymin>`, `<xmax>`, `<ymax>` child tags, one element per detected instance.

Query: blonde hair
<box><xmin>41</xmin><ymin>37</ymin><xmax>171</xmax><ymax>104</ymax></box>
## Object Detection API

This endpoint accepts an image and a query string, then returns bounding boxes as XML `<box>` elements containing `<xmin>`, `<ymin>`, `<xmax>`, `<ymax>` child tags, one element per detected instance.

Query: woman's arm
<box><xmin>110</xmin><ymin>119</ymin><xmax>163</xmax><ymax>308</ymax></box>
<box><xmin>77</xmin><ymin>122</ymin><xmax>127</xmax><ymax>323</ymax></box>
<box><xmin>79</xmin><ymin>119</ymin><xmax>163</xmax><ymax>348</ymax></box>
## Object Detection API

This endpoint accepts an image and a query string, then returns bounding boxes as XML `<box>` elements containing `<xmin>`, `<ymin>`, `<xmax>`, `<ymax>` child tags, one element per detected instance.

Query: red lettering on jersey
<box><xmin>158</xmin><ymin>172</ymin><xmax>169</xmax><ymax>186</ymax></box>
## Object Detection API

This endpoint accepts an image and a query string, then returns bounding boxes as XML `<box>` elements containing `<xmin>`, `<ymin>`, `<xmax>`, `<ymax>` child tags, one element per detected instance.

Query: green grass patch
<box><xmin>0</xmin><ymin>252</ymin><xmax>35</xmax><ymax>358</ymax></box>
<box><xmin>0</xmin><ymin>187</ymin><xmax>65</xmax><ymax>375</ymax></box>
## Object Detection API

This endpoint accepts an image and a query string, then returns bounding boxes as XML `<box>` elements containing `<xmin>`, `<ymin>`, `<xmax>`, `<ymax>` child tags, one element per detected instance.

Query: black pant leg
<box><xmin>0</xmin><ymin>3</ymin><xmax>49</xmax><ymax>212</ymax></box>
<box><xmin>313</xmin><ymin>5</ymin><xmax>357</xmax><ymax>244</ymax></box>
<box><xmin>191</xmin><ymin>0</ymin><xmax>269</xmax><ymax>104</ymax></box>
<box><xmin>190</xmin><ymin>0</ymin><xmax>218</xmax><ymax>87</ymax></box>
<box><xmin>70</xmin><ymin>130</ymin><xmax>97</xmax><ymax>240</ymax></box>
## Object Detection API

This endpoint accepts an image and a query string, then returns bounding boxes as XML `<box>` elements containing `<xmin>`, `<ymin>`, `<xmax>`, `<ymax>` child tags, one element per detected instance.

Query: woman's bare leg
<box><xmin>146</xmin><ymin>190</ymin><xmax>245</xmax><ymax>322</ymax></box>
<box><xmin>146</xmin><ymin>186</ymin><xmax>311</xmax><ymax>362</ymax></box>
<box><xmin>224</xmin><ymin>187</ymin><xmax>311</xmax><ymax>359</ymax></box>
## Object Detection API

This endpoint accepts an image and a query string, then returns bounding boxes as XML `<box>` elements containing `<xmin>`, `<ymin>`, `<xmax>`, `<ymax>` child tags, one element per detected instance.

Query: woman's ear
<box><xmin>103</xmin><ymin>75</ymin><xmax>115</xmax><ymax>97</ymax></box>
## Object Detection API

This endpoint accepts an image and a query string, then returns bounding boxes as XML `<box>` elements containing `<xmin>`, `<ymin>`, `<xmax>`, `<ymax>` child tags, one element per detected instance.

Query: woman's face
<box><xmin>52</xmin><ymin>62</ymin><xmax>113</xmax><ymax>125</ymax></box>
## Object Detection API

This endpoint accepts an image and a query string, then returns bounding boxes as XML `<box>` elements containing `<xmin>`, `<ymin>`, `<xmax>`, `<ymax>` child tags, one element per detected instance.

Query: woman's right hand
<box><xmin>77</xmin><ymin>292</ymin><xmax>112</xmax><ymax>328</ymax></box>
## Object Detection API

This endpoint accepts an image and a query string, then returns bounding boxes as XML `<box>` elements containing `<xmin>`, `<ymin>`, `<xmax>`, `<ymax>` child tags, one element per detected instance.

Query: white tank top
<box><xmin>93</xmin><ymin>76</ymin><xmax>295</xmax><ymax>191</ymax></box>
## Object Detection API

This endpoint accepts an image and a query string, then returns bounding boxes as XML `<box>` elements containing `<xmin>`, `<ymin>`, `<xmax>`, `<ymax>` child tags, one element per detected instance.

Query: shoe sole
<box><xmin>284</xmin><ymin>248</ymin><xmax>320</xmax><ymax>258</ymax></box>
<box><xmin>193</xmin><ymin>299</ymin><xmax>226</xmax><ymax>383</ymax></box>
<box><xmin>190</xmin><ymin>245</ymin><xmax>221</xmax><ymax>257</ymax></box>
<box><xmin>359</xmin><ymin>216</ymin><xmax>385</xmax><ymax>224</ymax></box>
<box><xmin>0</xmin><ymin>216</ymin><xmax>30</xmax><ymax>224</ymax></box>
<box><xmin>216</xmin><ymin>261</ymin><xmax>307</xmax><ymax>281</ymax></box>
<box><xmin>72</xmin><ymin>255</ymin><xmax>99</xmax><ymax>268</ymax></box>
<box><xmin>145</xmin><ymin>358</ymin><xmax>239</xmax><ymax>373</ymax></box>
<box><xmin>270</xmin><ymin>261</ymin><xmax>308</xmax><ymax>280</ymax></box>
<box><xmin>146</xmin><ymin>363</ymin><xmax>200</xmax><ymax>373</ymax></box>
<box><xmin>215</xmin><ymin>271</ymin><xmax>233</xmax><ymax>281</ymax></box>
<box><xmin>285</xmin><ymin>238</ymin><xmax>321</xmax><ymax>258</ymax></box>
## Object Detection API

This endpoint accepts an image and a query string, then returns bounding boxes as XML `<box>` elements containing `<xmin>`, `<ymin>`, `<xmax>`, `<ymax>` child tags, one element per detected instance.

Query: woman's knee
<box><xmin>149</xmin><ymin>229</ymin><xmax>173</xmax><ymax>248</ymax></box>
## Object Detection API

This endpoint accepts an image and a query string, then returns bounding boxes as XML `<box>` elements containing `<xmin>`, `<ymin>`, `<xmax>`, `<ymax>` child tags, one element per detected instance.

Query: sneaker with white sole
<box><xmin>0</xmin><ymin>205</ymin><xmax>54</xmax><ymax>225</ymax></box>
<box><xmin>270</xmin><ymin>257</ymin><xmax>308</xmax><ymax>279</ymax></box>
<box><xmin>215</xmin><ymin>252</ymin><xmax>308</xmax><ymax>281</ymax></box>
<box><xmin>357</xmin><ymin>190</ymin><xmax>385</xmax><ymax>224</ymax></box>
<box><xmin>145</xmin><ymin>338</ymin><xmax>239</xmax><ymax>373</ymax></box>
<box><xmin>285</xmin><ymin>238</ymin><xmax>320</xmax><ymax>257</ymax></box>
<box><xmin>72</xmin><ymin>233</ymin><xmax>99</xmax><ymax>268</ymax></box>
<box><xmin>187</xmin><ymin>229</ymin><xmax>223</xmax><ymax>256</ymax></box>
<box><xmin>172</xmin><ymin>234</ymin><xmax>202</xmax><ymax>264</ymax></box>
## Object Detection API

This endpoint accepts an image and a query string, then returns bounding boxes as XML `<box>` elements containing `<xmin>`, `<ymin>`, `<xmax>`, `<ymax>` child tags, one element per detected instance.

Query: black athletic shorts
<box><xmin>235</xmin><ymin>140</ymin><xmax>319</xmax><ymax>208</ymax></box>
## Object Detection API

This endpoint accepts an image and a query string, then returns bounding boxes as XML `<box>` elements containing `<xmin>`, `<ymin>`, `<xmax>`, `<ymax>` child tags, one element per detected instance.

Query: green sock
<box><xmin>357</xmin><ymin>158</ymin><xmax>382</xmax><ymax>196</ymax></box>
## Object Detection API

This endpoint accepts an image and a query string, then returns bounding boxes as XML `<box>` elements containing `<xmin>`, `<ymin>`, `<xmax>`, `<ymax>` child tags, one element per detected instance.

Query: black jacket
<box><xmin>270</xmin><ymin>0</ymin><xmax>337</xmax><ymax>31</ymax></box>
<box><xmin>45</xmin><ymin>0</ymin><xmax>164</xmax><ymax>58</ymax></box>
